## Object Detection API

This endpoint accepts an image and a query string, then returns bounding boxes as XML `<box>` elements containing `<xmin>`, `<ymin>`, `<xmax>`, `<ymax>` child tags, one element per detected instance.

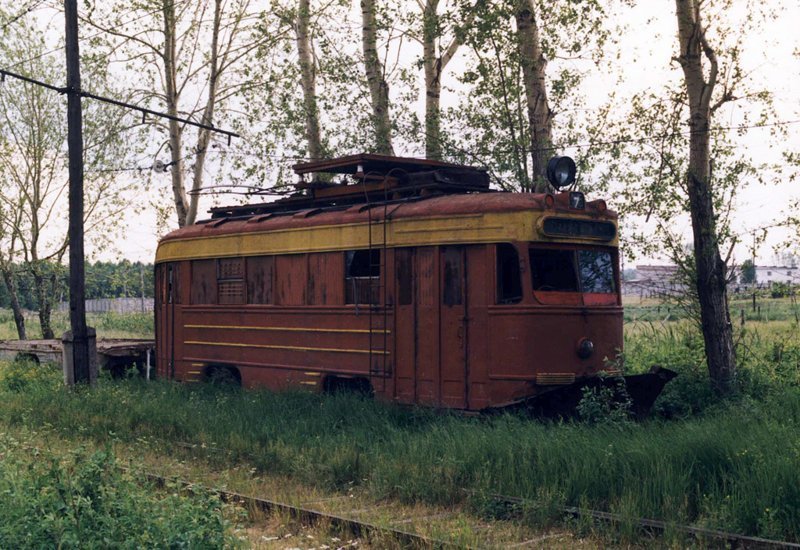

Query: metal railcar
<box><xmin>154</xmin><ymin>154</ymin><xmax>673</xmax><ymax>413</ymax></box>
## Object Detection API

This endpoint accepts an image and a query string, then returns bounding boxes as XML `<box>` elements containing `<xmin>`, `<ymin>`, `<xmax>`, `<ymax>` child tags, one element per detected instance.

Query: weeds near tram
<box><xmin>2</xmin><ymin>318</ymin><xmax>800</xmax><ymax>541</ymax></box>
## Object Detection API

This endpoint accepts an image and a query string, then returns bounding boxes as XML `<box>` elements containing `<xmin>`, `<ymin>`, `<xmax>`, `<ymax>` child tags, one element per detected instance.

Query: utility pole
<box><xmin>64</xmin><ymin>0</ymin><xmax>93</xmax><ymax>384</ymax></box>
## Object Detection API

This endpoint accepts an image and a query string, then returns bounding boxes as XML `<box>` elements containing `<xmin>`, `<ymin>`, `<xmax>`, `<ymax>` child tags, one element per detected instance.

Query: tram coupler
<box><xmin>497</xmin><ymin>366</ymin><xmax>677</xmax><ymax>420</ymax></box>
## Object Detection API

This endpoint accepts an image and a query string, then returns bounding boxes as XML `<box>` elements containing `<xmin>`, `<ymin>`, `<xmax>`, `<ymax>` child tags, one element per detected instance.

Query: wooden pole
<box><xmin>65</xmin><ymin>0</ymin><xmax>90</xmax><ymax>384</ymax></box>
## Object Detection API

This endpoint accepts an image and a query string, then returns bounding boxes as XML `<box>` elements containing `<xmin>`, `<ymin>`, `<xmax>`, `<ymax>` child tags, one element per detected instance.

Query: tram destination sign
<box><xmin>542</xmin><ymin>217</ymin><xmax>617</xmax><ymax>241</ymax></box>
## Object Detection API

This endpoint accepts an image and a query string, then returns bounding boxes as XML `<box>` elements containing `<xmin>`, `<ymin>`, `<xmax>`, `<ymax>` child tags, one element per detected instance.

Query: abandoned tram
<box><xmin>154</xmin><ymin>154</ymin><xmax>673</xmax><ymax>414</ymax></box>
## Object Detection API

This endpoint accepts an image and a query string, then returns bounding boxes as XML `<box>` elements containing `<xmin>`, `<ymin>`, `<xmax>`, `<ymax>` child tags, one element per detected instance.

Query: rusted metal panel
<box><xmin>308</xmin><ymin>252</ymin><xmax>344</xmax><ymax>305</ymax></box>
<box><xmin>414</xmin><ymin>247</ymin><xmax>439</xmax><ymax>405</ymax></box>
<box><xmin>466</xmin><ymin>245</ymin><xmax>490</xmax><ymax>410</ymax></box>
<box><xmin>393</xmin><ymin>248</ymin><xmax>416</xmax><ymax>404</ymax></box>
<box><xmin>439</xmin><ymin>246</ymin><xmax>467</xmax><ymax>408</ymax></box>
<box><xmin>275</xmin><ymin>255</ymin><xmax>307</xmax><ymax>305</ymax></box>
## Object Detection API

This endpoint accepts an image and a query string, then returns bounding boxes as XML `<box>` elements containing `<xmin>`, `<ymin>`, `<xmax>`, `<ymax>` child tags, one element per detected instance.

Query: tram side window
<box><xmin>529</xmin><ymin>249</ymin><xmax>579</xmax><ymax>292</ymax></box>
<box><xmin>345</xmin><ymin>249</ymin><xmax>380</xmax><ymax>304</ymax></box>
<box><xmin>496</xmin><ymin>243</ymin><xmax>522</xmax><ymax>304</ymax></box>
<box><xmin>246</xmin><ymin>256</ymin><xmax>274</xmax><ymax>304</ymax></box>
<box><xmin>190</xmin><ymin>259</ymin><xmax>217</xmax><ymax>304</ymax></box>
<box><xmin>578</xmin><ymin>250</ymin><xmax>615</xmax><ymax>293</ymax></box>
<box><xmin>218</xmin><ymin>258</ymin><xmax>245</xmax><ymax>305</ymax></box>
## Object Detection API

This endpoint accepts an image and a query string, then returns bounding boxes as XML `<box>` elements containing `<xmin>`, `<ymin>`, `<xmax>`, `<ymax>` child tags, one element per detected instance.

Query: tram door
<box><xmin>155</xmin><ymin>263</ymin><xmax>176</xmax><ymax>379</ymax></box>
<box><xmin>439</xmin><ymin>246</ymin><xmax>468</xmax><ymax>408</ymax></box>
<box><xmin>394</xmin><ymin>246</ymin><xmax>468</xmax><ymax>408</ymax></box>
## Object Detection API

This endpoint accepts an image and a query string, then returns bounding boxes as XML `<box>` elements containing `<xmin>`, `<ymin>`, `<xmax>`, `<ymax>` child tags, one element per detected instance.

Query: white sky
<box><xmin>5</xmin><ymin>0</ymin><xmax>800</xmax><ymax>267</ymax></box>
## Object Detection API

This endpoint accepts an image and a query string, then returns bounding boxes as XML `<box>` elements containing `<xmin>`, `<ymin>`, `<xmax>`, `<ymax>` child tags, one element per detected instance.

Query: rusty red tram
<box><xmin>154</xmin><ymin>154</ymin><xmax>672</xmax><ymax>413</ymax></box>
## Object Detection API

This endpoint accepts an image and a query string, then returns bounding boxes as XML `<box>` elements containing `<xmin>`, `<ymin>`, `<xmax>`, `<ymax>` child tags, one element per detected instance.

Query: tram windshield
<box><xmin>529</xmin><ymin>248</ymin><xmax>615</xmax><ymax>293</ymax></box>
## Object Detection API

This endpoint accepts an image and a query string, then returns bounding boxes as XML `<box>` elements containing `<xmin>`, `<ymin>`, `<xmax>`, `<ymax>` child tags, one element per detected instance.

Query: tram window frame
<box><xmin>577</xmin><ymin>250</ymin><xmax>616</xmax><ymax>294</ymax></box>
<box><xmin>190</xmin><ymin>259</ymin><xmax>217</xmax><ymax>304</ymax></box>
<box><xmin>496</xmin><ymin>243</ymin><xmax>523</xmax><ymax>304</ymax></box>
<box><xmin>345</xmin><ymin>249</ymin><xmax>380</xmax><ymax>305</ymax></box>
<box><xmin>529</xmin><ymin>247</ymin><xmax>616</xmax><ymax>294</ymax></box>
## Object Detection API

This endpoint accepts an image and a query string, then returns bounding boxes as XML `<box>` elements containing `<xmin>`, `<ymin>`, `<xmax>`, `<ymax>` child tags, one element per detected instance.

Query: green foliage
<box><xmin>740</xmin><ymin>259</ymin><xmax>757</xmax><ymax>284</ymax></box>
<box><xmin>0</xmin><ymin>261</ymin><xmax>154</xmax><ymax>311</ymax></box>
<box><xmin>770</xmin><ymin>282</ymin><xmax>795</xmax><ymax>299</ymax></box>
<box><xmin>0</xmin><ymin>440</ymin><xmax>237</xmax><ymax>548</ymax></box>
<box><xmin>0</xmin><ymin>360</ymin><xmax>60</xmax><ymax>393</ymax></box>
<box><xmin>576</xmin><ymin>377</ymin><xmax>633</xmax><ymax>425</ymax></box>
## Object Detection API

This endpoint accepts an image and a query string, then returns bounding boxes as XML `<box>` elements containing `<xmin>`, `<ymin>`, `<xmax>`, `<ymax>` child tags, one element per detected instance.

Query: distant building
<box><xmin>622</xmin><ymin>264</ymin><xmax>798</xmax><ymax>297</ymax></box>
<box><xmin>752</xmin><ymin>266</ymin><xmax>798</xmax><ymax>285</ymax></box>
<box><xmin>623</xmin><ymin>265</ymin><xmax>686</xmax><ymax>297</ymax></box>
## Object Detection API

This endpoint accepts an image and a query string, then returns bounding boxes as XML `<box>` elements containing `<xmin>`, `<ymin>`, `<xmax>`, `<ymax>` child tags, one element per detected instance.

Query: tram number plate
<box><xmin>542</xmin><ymin>217</ymin><xmax>616</xmax><ymax>241</ymax></box>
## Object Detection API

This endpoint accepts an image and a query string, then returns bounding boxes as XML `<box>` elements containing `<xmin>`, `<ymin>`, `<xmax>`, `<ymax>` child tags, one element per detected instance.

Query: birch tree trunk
<box><xmin>422</xmin><ymin>0</ymin><xmax>472</xmax><ymax>160</ymax></box>
<box><xmin>30</xmin><ymin>264</ymin><xmax>54</xmax><ymax>339</ymax></box>
<box><xmin>296</xmin><ymin>0</ymin><xmax>323</xmax><ymax>160</ymax></box>
<box><xmin>1</xmin><ymin>266</ymin><xmax>26</xmax><ymax>340</ymax></box>
<box><xmin>361</xmin><ymin>0</ymin><xmax>394</xmax><ymax>155</ymax></box>
<box><xmin>674</xmin><ymin>0</ymin><xmax>736</xmax><ymax>394</ymax></box>
<box><xmin>163</xmin><ymin>0</ymin><xmax>189</xmax><ymax>227</ymax></box>
<box><xmin>422</xmin><ymin>0</ymin><xmax>442</xmax><ymax>160</ymax></box>
<box><xmin>515</xmin><ymin>0</ymin><xmax>553</xmax><ymax>192</ymax></box>
<box><xmin>186</xmin><ymin>0</ymin><xmax>223</xmax><ymax>226</ymax></box>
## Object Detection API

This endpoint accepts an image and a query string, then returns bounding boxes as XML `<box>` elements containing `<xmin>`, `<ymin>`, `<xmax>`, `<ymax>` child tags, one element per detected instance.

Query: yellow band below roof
<box><xmin>156</xmin><ymin>211</ymin><xmax>617</xmax><ymax>263</ymax></box>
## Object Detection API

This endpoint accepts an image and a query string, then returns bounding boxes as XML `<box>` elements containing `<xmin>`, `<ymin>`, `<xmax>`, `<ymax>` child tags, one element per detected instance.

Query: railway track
<box><xmin>137</xmin><ymin>465</ymin><xmax>800</xmax><ymax>549</ymax></box>
<box><xmin>139</xmin><ymin>470</ymin><xmax>461</xmax><ymax>548</ymax></box>
<box><xmin>480</xmin><ymin>492</ymin><xmax>800</xmax><ymax>549</ymax></box>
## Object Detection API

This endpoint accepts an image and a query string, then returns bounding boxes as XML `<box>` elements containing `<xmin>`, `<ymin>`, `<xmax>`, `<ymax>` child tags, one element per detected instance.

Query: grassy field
<box><xmin>1</xmin><ymin>304</ymin><xmax>799</xmax><ymax>544</ymax></box>
<box><xmin>0</xmin><ymin>310</ymin><xmax>153</xmax><ymax>340</ymax></box>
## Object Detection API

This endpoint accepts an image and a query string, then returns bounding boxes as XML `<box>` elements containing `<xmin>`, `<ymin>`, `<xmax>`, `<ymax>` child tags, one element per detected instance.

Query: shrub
<box><xmin>0</xmin><ymin>441</ymin><xmax>239</xmax><ymax>548</ymax></box>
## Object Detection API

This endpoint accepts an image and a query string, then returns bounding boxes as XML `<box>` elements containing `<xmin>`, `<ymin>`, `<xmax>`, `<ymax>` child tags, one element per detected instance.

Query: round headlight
<box><xmin>577</xmin><ymin>338</ymin><xmax>594</xmax><ymax>359</ymax></box>
<box><xmin>546</xmin><ymin>156</ymin><xmax>577</xmax><ymax>189</ymax></box>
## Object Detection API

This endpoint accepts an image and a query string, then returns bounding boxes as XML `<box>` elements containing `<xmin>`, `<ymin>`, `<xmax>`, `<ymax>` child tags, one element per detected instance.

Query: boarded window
<box><xmin>246</xmin><ymin>256</ymin><xmax>274</xmax><ymax>304</ymax></box>
<box><xmin>345</xmin><ymin>249</ymin><xmax>380</xmax><ymax>304</ymax></box>
<box><xmin>218</xmin><ymin>258</ymin><xmax>245</xmax><ymax>304</ymax></box>
<box><xmin>308</xmin><ymin>252</ymin><xmax>344</xmax><ymax>305</ymax></box>
<box><xmin>496</xmin><ymin>244</ymin><xmax>522</xmax><ymax>304</ymax></box>
<box><xmin>190</xmin><ymin>260</ymin><xmax>217</xmax><ymax>304</ymax></box>
<box><xmin>442</xmin><ymin>247</ymin><xmax>463</xmax><ymax>306</ymax></box>
<box><xmin>276</xmin><ymin>255</ymin><xmax>308</xmax><ymax>305</ymax></box>
<box><xmin>396</xmin><ymin>249</ymin><xmax>413</xmax><ymax>306</ymax></box>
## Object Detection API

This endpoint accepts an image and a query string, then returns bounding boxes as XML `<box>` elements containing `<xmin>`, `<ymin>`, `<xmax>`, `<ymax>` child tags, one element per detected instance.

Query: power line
<box><xmin>0</xmin><ymin>0</ymin><xmax>46</xmax><ymax>32</ymax></box>
<box><xmin>0</xmin><ymin>67</ymin><xmax>240</xmax><ymax>141</ymax></box>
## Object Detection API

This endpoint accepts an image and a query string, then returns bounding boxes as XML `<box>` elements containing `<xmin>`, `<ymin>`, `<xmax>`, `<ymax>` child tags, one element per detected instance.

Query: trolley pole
<box><xmin>64</xmin><ymin>0</ymin><xmax>92</xmax><ymax>385</ymax></box>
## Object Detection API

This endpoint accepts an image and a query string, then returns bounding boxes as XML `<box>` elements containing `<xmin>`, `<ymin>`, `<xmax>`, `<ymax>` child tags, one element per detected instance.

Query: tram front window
<box><xmin>530</xmin><ymin>248</ymin><xmax>615</xmax><ymax>293</ymax></box>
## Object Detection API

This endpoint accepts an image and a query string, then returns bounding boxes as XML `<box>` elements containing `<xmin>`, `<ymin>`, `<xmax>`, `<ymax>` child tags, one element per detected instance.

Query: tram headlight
<box><xmin>577</xmin><ymin>338</ymin><xmax>594</xmax><ymax>359</ymax></box>
<box><xmin>546</xmin><ymin>156</ymin><xmax>576</xmax><ymax>190</ymax></box>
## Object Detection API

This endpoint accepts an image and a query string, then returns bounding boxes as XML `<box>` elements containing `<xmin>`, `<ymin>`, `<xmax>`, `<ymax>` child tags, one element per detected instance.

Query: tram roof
<box><xmin>162</xmin><ymin>191</ymin><xmax>616</xmax><ymax>243</ymax></box>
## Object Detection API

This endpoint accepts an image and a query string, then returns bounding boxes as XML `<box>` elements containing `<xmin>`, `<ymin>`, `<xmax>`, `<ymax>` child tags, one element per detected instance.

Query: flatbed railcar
<box><xmin>154</xmin><ymin>154</ymin><xmax>673</xmax><ymax>414</ymax></box>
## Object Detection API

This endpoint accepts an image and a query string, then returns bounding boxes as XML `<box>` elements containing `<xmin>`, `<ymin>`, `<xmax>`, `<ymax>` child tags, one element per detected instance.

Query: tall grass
<box><xmin>0</xmin><ymin>310</ymin><xmax>153</xmax><ymax>340</ymax></box>
<box><xmin>1</xmin><ymin>354</ymin><xmax>799</xmax><ymax>541</ymax></box>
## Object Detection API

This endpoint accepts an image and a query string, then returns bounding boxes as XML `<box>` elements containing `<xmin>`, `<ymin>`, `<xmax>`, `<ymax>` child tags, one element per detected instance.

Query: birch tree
<box><xmin>417</xmin><ymin>0</ymin><xmax>478</xmax><ymax>160</ymax></box>
<box><xmin>361</xmin><ymin>0</ymin><xmax>394</xmax><ymax>155</ymax></box>
<box><xmin>672</xmin><ymin>0</ymin><xmax>735</xmax><ymax>393</ymax></box>
<box><xmin>0</xmin><ymin>190</ymin><xmax>26</xmax><ymax>340</ymax></box>
<box><xmin>451</xmin><ymin>0</ymin><xmax>613</xmax><ymax>190</ymax></box>
<box><xmin>597</xmin><ymin>1</ymin><xmax>779</xmax><ymax>394</ymax></box>
<box><xmin>0</xmin><ymin>16</ymin><xmax>133</xmax><ymax>338</ymax></box>
<box><xmin>82</xmin><ymin>0</ymin><xmax>267</xmax><ymax>227</ymax></box>
<box><xmin>515</xmin><ymin>0</ymin><xmax>551</xmax><ymax>191</ymax></box>
<box><xmin>296</xmin><ymin>0</ymin><xmax>323</xmax><ymax>160</ymax></box>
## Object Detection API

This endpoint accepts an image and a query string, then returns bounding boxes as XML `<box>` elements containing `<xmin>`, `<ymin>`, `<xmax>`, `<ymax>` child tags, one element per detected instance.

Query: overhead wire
<box><xmin>0</xmin><ymin>0</ymin><xmax>47</xmax><ymax>33</ymax></box>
